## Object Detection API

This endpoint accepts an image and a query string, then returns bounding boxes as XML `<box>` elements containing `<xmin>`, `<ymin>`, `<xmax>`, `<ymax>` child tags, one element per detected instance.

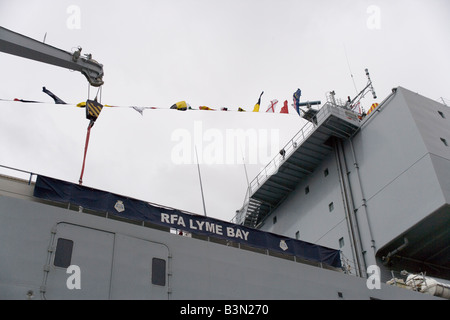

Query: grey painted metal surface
<box><xmin>253</xmin><ymin>87</ymin><xmax>450</xmax><ymax>281</ymax></box>
<box><xmin>0</xmin><ymin>26</ymin><xmax>104</xmax><ymax>87</ymax></box>
<box><xmin>0</xmin><ymin>179</ymin><xmax>439</xmax><ymax>300</ymax></box>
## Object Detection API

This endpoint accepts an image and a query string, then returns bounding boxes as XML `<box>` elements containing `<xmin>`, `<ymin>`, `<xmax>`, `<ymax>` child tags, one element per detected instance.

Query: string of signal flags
<box><xmin>78</xmin><ymin>88</ymin><xmax>304</xmax><ymax>115</ymax></box>
<box><xmin>5</xmin><ymin>87</ymin><xmax>306</xmax><ymax>117</ymax></box>
<box><xmin>3</xmin><ymin>87</ymin><xmax>306</xmax><ymax>185</ymax></box>
<box><xmin>5</xmin><ymin>87</ymin><xmax>378</xmax><ymax>185</ymax></box>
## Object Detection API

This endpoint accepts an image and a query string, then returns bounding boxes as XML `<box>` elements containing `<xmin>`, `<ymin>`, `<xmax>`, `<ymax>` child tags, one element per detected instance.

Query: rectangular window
<box><xmin>152</xmin><ymin>258</ymin><xmax>166</xmax><ymax>286</ymax></box>
<box><xmin>324</xmin><ymin>168</ymin><xmax>329</xmax><ymax>177</ymax></box>
<box><xmin>273</xmin><ymin>216</ymin><xmax>277</xmax><ymax>224</ymax></box>
<box><xmin>329</xmin><ymin>202</ymin><xmax>334</xmax><ymax>212</ymax></box>
<box><xmin>305</xmin><ymin>186</ymin><xmax>310</xmax><ymax>194</ymax></box>
<box><xmin>54</xmin><ymin>238</ymin><xmax>74</xmax><ymax>268</ymax></box>
<box><xmin>339</xmin><ymin>237</ymin><xmax>345</xmax><ymax>248</ymax></box>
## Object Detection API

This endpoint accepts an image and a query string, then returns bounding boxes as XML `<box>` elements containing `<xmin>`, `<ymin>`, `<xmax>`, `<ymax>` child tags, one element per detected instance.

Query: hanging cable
<box><xmin>78</xmin><ymin>97</ymin><xmax>104</xmax><ymax>185</ymax></box>
<box><xmin>78</xmin><ymin>120</ymin><xmax>94</xmax><ymax>185</ymax></box>
<box><xmin>343</xmin><ymin>43</ymin><xmax>359</xmax><ymax>95</ymax></box>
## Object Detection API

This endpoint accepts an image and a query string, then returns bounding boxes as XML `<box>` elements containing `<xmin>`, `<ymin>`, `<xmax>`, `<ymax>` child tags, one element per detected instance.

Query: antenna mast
<box><xmin>347</xmin><ymin>68</ymin><xmax>377</xmax><ymax>110</ymax></box>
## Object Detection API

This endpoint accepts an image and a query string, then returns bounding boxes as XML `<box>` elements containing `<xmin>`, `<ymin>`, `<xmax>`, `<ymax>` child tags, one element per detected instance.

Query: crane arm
<box><xmin>0</xmin><ymin>26</ymin><xmax>104</xmax><ymax>87</ymax></box>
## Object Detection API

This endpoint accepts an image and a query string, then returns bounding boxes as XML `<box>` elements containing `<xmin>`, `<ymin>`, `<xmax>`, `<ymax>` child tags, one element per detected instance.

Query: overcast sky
<box><xmin>0</xmin><ymin>0</ymin><xmax>449</xmax><ymax>222</ymax></box>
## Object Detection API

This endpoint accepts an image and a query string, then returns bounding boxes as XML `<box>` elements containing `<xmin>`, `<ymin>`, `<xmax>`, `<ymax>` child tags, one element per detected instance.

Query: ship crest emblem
<box><xmin>279</xmin><ymin>240</ymin><xmax>288</xmax><ymax>251</ymax></box>
<box><xmin>114</xmin><ymin>200</ymin><xmax>125</xmax><ymax>213</ymax></box>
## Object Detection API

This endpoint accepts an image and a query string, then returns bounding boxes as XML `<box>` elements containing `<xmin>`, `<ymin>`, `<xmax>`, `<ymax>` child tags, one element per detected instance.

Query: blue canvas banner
<box><xmin>34</xmin><ymin>175</ymin><xmax>341</xmax><ymax>268</ymax></box>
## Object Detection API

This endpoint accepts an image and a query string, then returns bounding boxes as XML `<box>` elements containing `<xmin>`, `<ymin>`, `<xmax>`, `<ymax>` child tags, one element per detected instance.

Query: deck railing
<box><xmin>232</xmin><ymin>103</ymin><xmax>361</xmax><ymax>225</ymax></box>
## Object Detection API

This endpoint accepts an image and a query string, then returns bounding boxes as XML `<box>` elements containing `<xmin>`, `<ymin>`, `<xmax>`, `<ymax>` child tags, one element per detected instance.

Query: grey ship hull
<box><xmin>0</xmin><ymin>175</ymin><xmax>438</xmax><ymax>300</ymax></box>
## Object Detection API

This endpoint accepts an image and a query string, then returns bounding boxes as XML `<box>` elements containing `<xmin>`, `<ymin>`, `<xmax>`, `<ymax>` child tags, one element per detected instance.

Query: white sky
<box><xmin>0</xmin><ymin>0</ymin><xmax>449</xmax><ymax>222</ymax></box>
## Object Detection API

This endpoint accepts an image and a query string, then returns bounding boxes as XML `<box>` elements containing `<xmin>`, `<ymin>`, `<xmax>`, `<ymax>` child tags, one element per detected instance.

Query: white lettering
<box><xmin>205</xmin><ymin>221</ymin><xmax>215</xmax><ymax>233</ymax></box>
<box><xmin>66</xmin><ymin>265</ymin><xmax>81</xmax><ymax>289</ymax></box>
<box><xmin>194</xmin><ymin>121</ymin><xmax>203</xmax><ymax>164</ymax></box>
<box><xmin>66</xmin><ymin>5</ymin><xmax>81</xmax><ymax>30</ymax></box>
<box><xmin>162</xmin><ymin>213</ymin><xmax>251</xmax><ymax>242</ymax></box>
<box><xmin>161</xmin><ymin>213</ymin><xmax>170</xmax><ymax>223</ymax></box>
<box><xmin>203</xmin><ymin>128</ymin><xmax>224</xmax><ymax>165</ymax></box>
<box><xmin>196</xmin><ymin>220</ymin><xmax>205</xmax><ymax>230</ymax></box>
<box><xmin>367</xmin><ymin>5</ymin><xmax>381</xmax><ymax>30</ymax></box>
<box><xmin>366</xmin><ymin>265</ymin><xmax>381</xmax><ymax>289</ymax></box>
<box><xmin>180</xmin><ymin>304</ymin><xmax>214</xmax><ymax>317</ymax></box>
<box><xmin>225</xmin><ymin>128</ymin><xmax>258</xmax><ymax>164</ymax></box>
<box><xmin>235</xmin><ymin>229</ymin><xmax>244</xmax><ymax>240</ymax></box>
<box><xmin>171</xmin><ymin>128</ymin><xmax>191</xmax><ymax>164</ymax></box>
<box><xmin>177</xmin><ymin>216</ymin><xmax>186</xmax><ymax>227</ymax></box>
<box><xmin>170</xmin><ymin>121</ymin><xmax>280</xmax><ymax>166</ymax></box>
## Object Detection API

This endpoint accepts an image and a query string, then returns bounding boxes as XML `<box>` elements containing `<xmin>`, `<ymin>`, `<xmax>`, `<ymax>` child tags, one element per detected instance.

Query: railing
<box><xmin>232</xmin><ymin>103</ymin><xmax>361</xmax><ymax>225</ymax></box>
<box><xmin>438</xmin><ymin>97</ymin><xmax>449</xmax><ymax>107</ymax></box>
<box><xmin>248</xmin><ymin>103</ymin><xmax>337</xmax><ymax>195</ymax></box>
<box><xmin>0</xmin><ymin>164</ymin><xmax>36</xmax><ymax>185</ymax></box>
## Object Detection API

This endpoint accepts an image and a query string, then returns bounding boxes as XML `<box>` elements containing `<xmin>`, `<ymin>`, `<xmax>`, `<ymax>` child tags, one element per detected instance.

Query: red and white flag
<box><xmin>265</xmin><ymin>99</ymin><xmax>278</xmax><ymax>113</ymax></box>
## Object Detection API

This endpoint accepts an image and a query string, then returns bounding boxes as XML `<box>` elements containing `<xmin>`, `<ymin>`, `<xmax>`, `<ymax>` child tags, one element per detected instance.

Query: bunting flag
<box><xmin>14</xmin><ymin>98</ymin><xmax>39</xmax><ymax>103</ymax></box>
<box><xmin>252</xmin><ymin>91</ymin><xmax>264</xmax><ymax>112</ymax></box>
<box><xmin>238</xmin><ymin>107</ymin><xmax>246</xmax><ymax>112</ymax></box>
<box><xmin>265</xmin><ymin>99</ymin><xmax>278</xmax><ymax>113</ymax></box>
<box><xmin>199</xmin><ymin>106</ymin><xmax>215</xmax><ymax>111</ymax></box>
<box><xmin>42</xmin><ymin>87</ymin><xmax>67</xmax><ymax>104</ymax></box>
<box><xmin>170</xmin><ymin>101</ymin><xmax>191</xmax><ymax>111</ymax></box>
<box><xmin>280</xmin><ymin>100</ymin><xmax>289</xmax><ymax>114</ymax></box>
<box><xmin>293</xmin><ymin>88</ymin><xmax>302</xmax><ymax>115</ymax></box>
<box><xmin>132</xmin><ymin>106</ymin><xmax>145</xmax><ymax>115</ymax></box>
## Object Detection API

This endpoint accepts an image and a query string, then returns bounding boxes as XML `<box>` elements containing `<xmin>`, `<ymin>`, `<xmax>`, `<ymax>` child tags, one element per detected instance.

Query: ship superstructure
<box><xmin>235</xmin><ymin>86</ymin><xmax>450</xmax><ymax>287</ymax></box>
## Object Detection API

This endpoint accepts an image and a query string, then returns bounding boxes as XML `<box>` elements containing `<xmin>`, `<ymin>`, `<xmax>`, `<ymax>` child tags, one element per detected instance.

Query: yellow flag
<box><xmin>253</xmin><ymin>91</ymin><xmax>264</xmax><ymax>112</ymax></box>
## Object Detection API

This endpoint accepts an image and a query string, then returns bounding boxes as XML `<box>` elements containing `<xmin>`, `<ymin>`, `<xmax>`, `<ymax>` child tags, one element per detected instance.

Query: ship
<box><xmin>0</xmin><ymin>26</ymin><xmax>449</xmax><ymax>301</ymax></box>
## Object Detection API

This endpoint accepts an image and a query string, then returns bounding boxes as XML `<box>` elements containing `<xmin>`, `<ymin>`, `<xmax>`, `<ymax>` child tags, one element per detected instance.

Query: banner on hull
<box><xmin>34</xmin><ymin>175</ymin><xmax>342</xmax><ymax>269</ymax></box>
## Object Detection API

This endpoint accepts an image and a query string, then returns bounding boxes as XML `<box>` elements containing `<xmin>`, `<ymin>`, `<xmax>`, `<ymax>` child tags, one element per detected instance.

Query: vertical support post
<box><xmin>195</xmin><ymin>146</ymin><xmax>207</xmax><ymax>217</ymax></box>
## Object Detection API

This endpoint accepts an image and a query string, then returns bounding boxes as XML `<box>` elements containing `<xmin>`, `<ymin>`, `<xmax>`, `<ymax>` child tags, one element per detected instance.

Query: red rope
<box><xmin>79</xmin><ymin>121</ymin><xmax>94</xmax><ymax>185</ymax></box>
